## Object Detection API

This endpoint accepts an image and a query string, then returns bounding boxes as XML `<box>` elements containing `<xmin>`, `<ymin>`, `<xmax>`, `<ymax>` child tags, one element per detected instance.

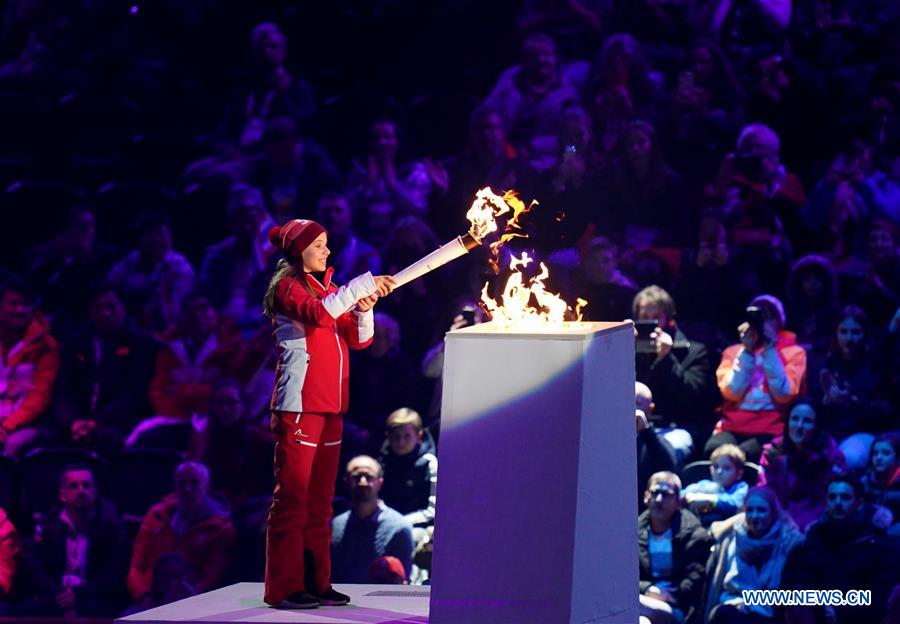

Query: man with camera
<box><xmin>633</xmin><ymin>286</ymin><xmax>716</xmax><ymax>465</ymax></box>
<box><xmin>710</xmin><ymin>294</ymin><xmax>806</xmax><ymax>463</ymax></box>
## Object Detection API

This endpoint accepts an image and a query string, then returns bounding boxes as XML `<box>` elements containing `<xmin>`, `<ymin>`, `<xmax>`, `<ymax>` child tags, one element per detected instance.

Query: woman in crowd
<box><xmin>758</xmin><ymin>399</ymin><xmax>847</xmax><ymax>530</ymax></box>
<box><xmin>860</xmin><ymin>433</ymin><xmax>900</xmax><ymax>535</ymax></box>
<box><xmin>703</xmin><ymin>486</ymin><xmax>804</xmax><ymax>624</ymax></box>
<box><xmin>816</xmin><ymin>305</ymin><xmax>892</xmax><ymax>470</ymax></box>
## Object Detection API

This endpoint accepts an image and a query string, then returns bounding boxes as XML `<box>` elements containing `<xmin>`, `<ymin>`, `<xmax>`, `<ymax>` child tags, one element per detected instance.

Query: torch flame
<box><xmin>481</xmin><ymin>252</ymin><xmax>588</xmax><ymax>329</ymax></box>
<box><xmin>466</xmin><ymin>188</ymin><xmax>536</xmax><ymax>274</ymax></box>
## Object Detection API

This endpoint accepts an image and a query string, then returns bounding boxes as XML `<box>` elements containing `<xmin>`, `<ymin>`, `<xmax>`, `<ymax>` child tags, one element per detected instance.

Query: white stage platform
<box><xmin>116</xmin><ymin>583</ymin><xmax>430</xmax><ymax>624</ymax></box>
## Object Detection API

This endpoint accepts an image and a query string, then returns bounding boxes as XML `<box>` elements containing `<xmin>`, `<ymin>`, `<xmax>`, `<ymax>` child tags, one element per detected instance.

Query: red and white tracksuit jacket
<box><xmin>265</xmin><ymin>266</ymin><xmax>376</xmax><ymax>605</ymax></box>
<box><xmin>269</xmin><ymin>267</ymin><xmax>376</xmax><ymax>413</ymax></box>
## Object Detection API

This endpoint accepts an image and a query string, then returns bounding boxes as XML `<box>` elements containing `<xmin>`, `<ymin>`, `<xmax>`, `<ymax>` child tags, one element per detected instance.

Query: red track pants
<box><xmin>264</xmin><ymin>411</ymin><xmax>342</xmax><ymax>605</ymax></box>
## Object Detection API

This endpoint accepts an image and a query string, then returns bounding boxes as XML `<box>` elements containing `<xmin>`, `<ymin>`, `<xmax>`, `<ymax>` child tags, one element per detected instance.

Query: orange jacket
<box><xmin>716</xmin><ymin>331</ymin><xmax>806</xmax><ymax>436</ymax></box>
<box><xmin>127</xmin><ymin>496</ymin><xmax>236</xmax><ymax>600</ymax></box>
<box><xmin>0</xmin><ymin>313</ymin><xmax>59</xmax><ymax>431</ymax></box>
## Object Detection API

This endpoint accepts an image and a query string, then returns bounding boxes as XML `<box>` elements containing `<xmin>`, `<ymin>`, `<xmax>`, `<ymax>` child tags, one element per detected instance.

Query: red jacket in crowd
<box><xmin>0</xmin><ymin>507</ymin><xmax>18</xmax><ymax>597</ymax></box>
<box><xmin>270</xmin><ymin>267</ymin><xmax>375</xmax><ymax>414</ymax></box>
<box><xmin>126</xmin><ymin>496</ymin><xmax>236</xmax><ymax>600</ymax></box>
<box><xmin>0</xmin><ymin>313</ymin><xmax>59</xmax><ymax>432</ymax></box>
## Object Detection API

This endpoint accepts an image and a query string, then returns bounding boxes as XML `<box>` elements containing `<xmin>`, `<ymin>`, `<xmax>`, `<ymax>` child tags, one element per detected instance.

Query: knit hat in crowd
<box><xmin>268</xmin><ymin>219</ymin><xmax>326</xmax><ymax>262</ymax></box>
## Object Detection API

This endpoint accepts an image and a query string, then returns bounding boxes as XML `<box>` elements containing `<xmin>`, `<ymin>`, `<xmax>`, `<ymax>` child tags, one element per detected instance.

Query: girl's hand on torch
<box><xmin>373</xmin><ymin>275</ymin><xmax>398</xmax><ymax>297</ymax></box>
<box><xmin>356</xmin><ymin>294</ymin><xmax>379</xmax><ymax>312</ymax></box>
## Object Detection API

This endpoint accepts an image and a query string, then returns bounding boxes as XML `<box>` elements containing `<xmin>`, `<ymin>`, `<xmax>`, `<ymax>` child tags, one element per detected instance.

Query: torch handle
<box><xmin>391</xmin><ymin>235</ymin><xmax>477</xmax><ymax>288</ymax></box>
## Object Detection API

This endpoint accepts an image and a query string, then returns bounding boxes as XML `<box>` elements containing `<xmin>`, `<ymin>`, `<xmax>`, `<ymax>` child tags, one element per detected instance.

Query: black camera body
<box><xmin>635</xmin><ymin>319</ymin><xmax>659</xmax><ymax>354</ymax></box>
<box><xmin>744</xmin><ymin>305</ymin><xmax>766</xmax><ymax>349</ymax></box>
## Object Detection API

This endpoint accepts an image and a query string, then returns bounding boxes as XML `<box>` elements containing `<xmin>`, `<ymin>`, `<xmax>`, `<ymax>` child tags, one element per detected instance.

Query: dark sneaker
<box><xmin>316</xmin><ymin>586</ymin><xmax>351</xmax><ymax>606</ymax></box>
<box><xmin>276</xmin><ymin>591</ymin><xmax>321</xmax><ymax>609</ymax></box>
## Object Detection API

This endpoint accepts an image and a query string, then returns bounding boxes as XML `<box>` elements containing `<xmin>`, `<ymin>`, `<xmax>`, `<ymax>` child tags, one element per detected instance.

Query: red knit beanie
<box><xmin>268</xmin><ymin>219</ymin><xmax>327</xmax><ymax>262</ymax></box>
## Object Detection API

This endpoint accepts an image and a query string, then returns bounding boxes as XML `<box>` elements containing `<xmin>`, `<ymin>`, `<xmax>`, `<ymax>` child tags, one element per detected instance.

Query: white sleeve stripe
<box><xmin>357</xmin><ymin>309</ymin><xmax>374</xmax><ymax>343</ymax></box>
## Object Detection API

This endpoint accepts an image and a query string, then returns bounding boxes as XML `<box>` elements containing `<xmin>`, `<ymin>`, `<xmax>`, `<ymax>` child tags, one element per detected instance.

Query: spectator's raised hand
<box><xmin>651</xmin><ymin>328</ymin><xmax>673</xmax><ymax>361</ymax></box>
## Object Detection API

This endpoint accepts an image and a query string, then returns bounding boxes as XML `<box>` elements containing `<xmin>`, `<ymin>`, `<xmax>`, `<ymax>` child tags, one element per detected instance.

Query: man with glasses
<box><xmin>330</xmin><ymin>455</ymin><xmax>413</xmax><ymax>585</ymax></box>
<box><xmin>639</xmin><ymin>472</ymin><xmax>711</xmax><ymax>624</ymax></box>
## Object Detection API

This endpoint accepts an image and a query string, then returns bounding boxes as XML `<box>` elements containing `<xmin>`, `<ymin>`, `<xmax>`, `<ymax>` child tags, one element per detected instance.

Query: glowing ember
<box><xmin>481</xmin><ymin>252</ymin><xmax>588</xmax><ymax>329</ymax></box>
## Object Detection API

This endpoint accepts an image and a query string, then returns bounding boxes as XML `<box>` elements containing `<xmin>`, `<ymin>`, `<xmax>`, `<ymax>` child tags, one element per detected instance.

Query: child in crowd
<box><xmin>378</xmin><ymin>408</ymin><xmax>437</xmax><ymax>544</ymax></box>
<box><xmin>682</xmin><ymin>444</ymin><xmax>748</xmax><ymax>525</ymax></box>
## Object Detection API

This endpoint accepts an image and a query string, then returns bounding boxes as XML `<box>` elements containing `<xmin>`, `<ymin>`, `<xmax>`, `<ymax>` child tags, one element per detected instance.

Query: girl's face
<box><xmin>301</xmin><ymin>232</ymin><xmax>330</xmax><ymax>273</ymax></box>
<box><xmin>871</xmin><ymin>441</ymin><xmax>898</xmax><ymax>475</ymax></box>
<box><xmin>745</xmin><ymin>493</ymin><xmax>776</xmax><ymax>538</ymax></box>
<box><xmin>788</xmin><ymin>404</ymin><xmax>817</xmax><ymax>447</ymax></box>
<box><xmin>836</xmin><ymin>317</ymin><xmax>865</xmax><ymax>358</ymax></box>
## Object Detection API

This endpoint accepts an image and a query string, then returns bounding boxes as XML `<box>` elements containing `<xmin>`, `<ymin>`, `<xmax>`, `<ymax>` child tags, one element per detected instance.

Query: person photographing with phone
<box><xmin>709</xmin><ymin>294</ymin><xmax>806</xmax><ymax>464</ymax></box>
<box><xmin>261</xmin><ymin>218</ymin><xmax>397</xmax><ymax>610</ymax></box>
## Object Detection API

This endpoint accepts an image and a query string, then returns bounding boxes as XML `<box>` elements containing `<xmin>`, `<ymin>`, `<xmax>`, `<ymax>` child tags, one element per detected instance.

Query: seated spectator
<box><xmin>759</xmin><ymin>399</ymin><xmax>847</xmax><ymax>530</ymax></box>
<box><xmin>218</xmin><ymin>22</ymin><xmax>316</xmax><ymax>152</ymax></box>
<box><xmin>682</xmin><ymin>444</ymin><xmax>749</xmax><ymax>526</ymax></box>
<box><xmin>703</xmin><ymin>486</ymin><xmax>804</xmax><ymax>624</ymax></box>
<box><xmin>0</xmin><ymin>506</ymin><xmax>18</xmax><ymax>616</ymax></box>
<box><xmin>19</xmin><ymin>464</ymin><xmax>128</xmax><ymax>616</ymax></box>
<box><xmin>349</xmin><ymin>312</ymin><xmax>428</xmax><ymax>441</ymax></box>
<box><xmin>585</xmin><ymin>33</ymin><xmax>659</xmax><ymax>156</ymax></box>
<box><xmin>860</xmin><ymin>433</ymin><xmax>900</xmax><ymax>535</ymax></box>
<box><xmin>121</xmin><ymin>552</ymin><xmax>198</xmax><ymax>616</ymax></box>
<box><xmin>863</xmin><ymin>150</ymin><xmax>900</xmax><ymax>227</ymax></box>
<box><xmin>674</xmin><ymin>216</ymin><xmax>747</xmax><ymax>342</ymax></box>
<box><xmin>710</xmin><ymin>294</ymin><xmax>806</xmax><ymax>463</ymax></box>
<box><xmin>107</xmin><ymin>211</ymin><xmax>195</xmax><ymax>333</ymax></box>
<box><xmin>695</xmin><ymin>0</ymin><xmax>791</xmax><ymax>61</ymax></box>
<box><xmin>317</xmin><ymin>192</ymin><xmax>381</xmax><ymax>288</ymax></box>
<box><xmin>528</xmin><ymin>107</ymin><xmax>605</xmax><ymax>251</ymax></box>
<box><xmin>815</xmin><ymin>305</ymin><xmax>892</xmax><ymax>469</ymax></box>
<box><xmin>844</xmin><ymin>220</ymin><xmax>900</xmax><ymax>326</ymax></box>
<box><xmin>605</xmin><ymin>120</ymin><xmax>689</xmax><ymax>246</ymax></box>
<box><xmin>554</xmin><ymin>236</ymin><xmax>637</xmax><ymax>322</ymax></box>
<box><xmin>377</xmin><ymin>217</ymin><xmax>445</xmax><ymax>358</ymax></box>
<box><xmin>782</xmin><ymin>476</ymin><xmax>900</xmax><ymax>624</ymax></box>
<box><xmin>331</xmin><ymin>455</ymin><xmax>414</xmax><ymax>584</ymax></box>
<box><xmin>27</xmin><ymin>205</ymin><xmax>119</xmax><ymax>339</ymax></box>
<box><xmin>801</xmin><ymin>141</ymin><xmax>877</xmax><ymax>254</ymax></box>
<box><xmin>187</xmin><ymin>379</ymin><xmax>273</xmax><ymax>505</ymax></box>
<box><xmin>438</xmin><ymin>105</ymin><xmax>519</xmax><ymax>240</ymax></box>
<box><xmin>246</xmin><ymin>116</ymin><xmax>341</xmax><ymax>223</ymax></box>
<box><xmin>483</xmin><ymin>33</ymin><xmax>579</xmax><ymax>169</ymax></box>
<box><xmin>346</xmin><ymin>119</ymin><xmax>433</xmax><ymax>245</ymax></box>
<box><xmin>637</xmin><ymin>384</ymin><xmax>679</xmax><ymax>511</ymax></box>
<box><xmin>53</xmin><ymin>285</ymin><xmax>160</xmax><ymax>455</ymax></box>
<box><xmin>665</xmin><ymin>39</ymin><xmax>744</xmax><ymax>182</ymax></box>
<box><xmin>0</xmin><ymin>274</ymin><xmax>59</xmax><ymax>456</ymax></box>
<box><xmin>785</xmin><ymin>255</ymin><xmax>841</xmax><ymax>363</ymax></box>
<box><xmin>639</xmin><ymin>471</ymin><xmax>711</xmax><ymax>624</ymax></box>
<box><xmin>127</xmin><ymin>462</ymin><xmax>235</xmax><ymax>602</ymax></box>
<box><xmin>633</xmin><ymin>285</ymin><xmax>715</xmax><ymax>451</ymax></box>
<box><xmin>378</xmin><ymin>409</ymin><xmax>437</xmax><ymax>545</ymax></box>
<box><xmin>144</xmin><ymin>292</ymin><xmax>248</xmax><ymax>441</ymax></box>
<box><xmin>637</xmin><ymin>382</ymin><xmax>690</xmax><ymax>472</ymax></box>
<box><xmin>708</xmin><ymin>124</ymin><xmax>805</xmax><ymax>293</ymax></box>
<box><xmin>197</xmin><ymin>185</ymin><xmax>277</xmax><ymax>331</ymax></box>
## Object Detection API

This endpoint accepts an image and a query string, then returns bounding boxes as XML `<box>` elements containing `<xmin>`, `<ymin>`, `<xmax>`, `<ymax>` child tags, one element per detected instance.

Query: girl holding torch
<box><xmin>262</xmin><ymin>218</ymin><xmax>396</xmax><ymax>609</ymax></box>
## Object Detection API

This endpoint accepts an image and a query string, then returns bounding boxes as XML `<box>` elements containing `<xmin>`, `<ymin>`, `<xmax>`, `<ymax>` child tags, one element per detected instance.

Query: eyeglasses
<box><xmin>649</xmin><ymin>488</ymin><xmax>677</xmax><ymax>498</ymax></box>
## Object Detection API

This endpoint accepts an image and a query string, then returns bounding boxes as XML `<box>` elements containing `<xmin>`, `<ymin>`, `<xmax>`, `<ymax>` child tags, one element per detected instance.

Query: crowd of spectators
<box><xmin>0</xmin><ymin>0</ymin><xmax>899</xmax><ymax>621</ymax></box>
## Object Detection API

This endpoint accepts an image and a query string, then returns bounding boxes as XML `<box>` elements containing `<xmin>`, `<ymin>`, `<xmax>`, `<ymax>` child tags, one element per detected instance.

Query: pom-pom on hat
<box><xmin>268</xmin><ymin>219</ymin><xmax>326</xmax><ymax>261</ymax></box>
